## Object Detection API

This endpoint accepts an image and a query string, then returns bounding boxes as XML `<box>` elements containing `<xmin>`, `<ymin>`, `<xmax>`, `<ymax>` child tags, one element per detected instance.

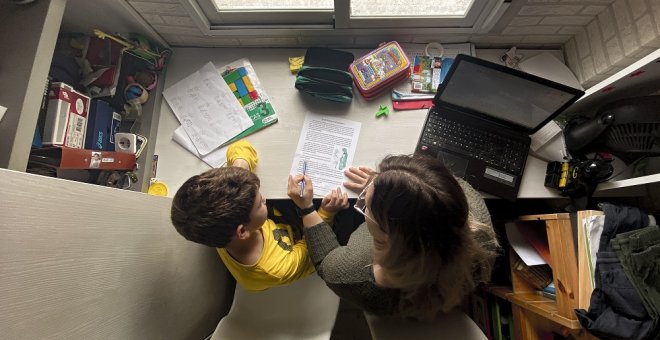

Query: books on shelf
<box><xmin>577</xmin><ymin>210</ymin><xmax>605</xmax><ymax>309</ymax></box>
<box><xmin>490</xmin><ymin>295</ymin><xmax>515</xmax><ymax>340</ymax></box>
<box><xmin>542</xmin><ymin>282</ymin><xmax>556</xmax><ymax>300</ymax></box>
<box><xmin>511</xmin><ymin>255</ymin><xmax>553</xmax><ymax>290</ymax></box>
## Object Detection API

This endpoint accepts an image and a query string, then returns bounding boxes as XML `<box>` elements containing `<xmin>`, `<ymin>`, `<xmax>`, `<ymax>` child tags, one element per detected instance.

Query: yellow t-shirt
<box><xmin>218</xmin><ymin>218</ymin><xmax>315</xmax><ymax>291</ymax></box>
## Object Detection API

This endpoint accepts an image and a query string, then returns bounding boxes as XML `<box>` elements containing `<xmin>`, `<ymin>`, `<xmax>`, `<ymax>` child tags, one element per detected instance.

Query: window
<box><xmin>197</xmin><ymin>0</ymin><xmax>335</xmax><ymax>28</ymax></box>
<box><xmin>193</xmin><ymin>0</ymin><xmax>505</xmax><ymax>32</ymax></box>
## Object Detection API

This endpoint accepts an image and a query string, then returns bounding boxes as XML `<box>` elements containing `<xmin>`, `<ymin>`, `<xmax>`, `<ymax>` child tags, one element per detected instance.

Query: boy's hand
<box><xmin>288</xmin><ymin>174</ymin><xmax>314</xmax><ymax>209</ymax></box>
<box><xmin>321</xmin><ymin>187</ymin><xmax>349</xmax><ymax>213</ymax></box>
<box><xmin>343</xmin><ymin>166</ymin><xmax>376</xmax><ymax>192</ymax></box>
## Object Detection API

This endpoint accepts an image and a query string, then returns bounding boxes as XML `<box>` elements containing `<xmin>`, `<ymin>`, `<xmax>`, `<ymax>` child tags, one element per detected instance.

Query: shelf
<box><xmin>517</xmin><ymin>213</ymin><xmax>569</xmax><ymax>221</ymax></box>
<box><xmin>508</xmin><ymin>293</ymin><xmax>582</xmax><ymax>330</ymax></box>
<box><xmin>484</xmin><ymin>285</ymin><xmax>514</xmax><ymax>300</ymax></box>
<box><xmin>563</xmin><ymin>48</ymin><xmax>660</xmax><ymax>117</ymax></box>
<box><xmin>595</xmin><ymin>173</ymin><xmax>660</xmax><ymax>192</ymax></box>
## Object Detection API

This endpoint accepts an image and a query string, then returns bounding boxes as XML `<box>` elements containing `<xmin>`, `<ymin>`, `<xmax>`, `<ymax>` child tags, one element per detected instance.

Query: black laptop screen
<box><xmin>438</xmin><ymin>59</ymin><xmax>578</xmax><ymax>130</ymax></box>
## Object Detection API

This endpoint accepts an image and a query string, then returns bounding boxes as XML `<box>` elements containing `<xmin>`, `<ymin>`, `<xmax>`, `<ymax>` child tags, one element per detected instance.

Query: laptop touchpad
<box><xmin>437</xmin><ymin>151</ymin><xmax>469</xmax><ymax>178</ymax></box>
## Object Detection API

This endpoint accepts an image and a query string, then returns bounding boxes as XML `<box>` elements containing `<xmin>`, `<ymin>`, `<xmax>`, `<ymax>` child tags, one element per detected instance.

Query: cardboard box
<box><xmin>85</xmin><ymin>99</ymin><xmax>121</xmax><ymax>151</ymax></box>
<box><xmin>43</xmin><ymin>82</ymin><xmax>89</xmax><ymax>148</ymax></box>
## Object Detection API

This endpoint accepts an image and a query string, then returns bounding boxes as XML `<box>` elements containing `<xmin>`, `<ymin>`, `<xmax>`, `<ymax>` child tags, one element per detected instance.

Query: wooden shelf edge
<box><xmin>508</xmin><ymin>293</ymin><xmax>582</xmax><ymax>330</ymax></box>
<box><xmin>483</xmin><ymin>285</ymin><xmax>514</xmax><ymax>300</ymax></box>
<box><xmin>517</xmin><ymin>213</ymin><xmax>570</xmax><ymax>221</ymax></box>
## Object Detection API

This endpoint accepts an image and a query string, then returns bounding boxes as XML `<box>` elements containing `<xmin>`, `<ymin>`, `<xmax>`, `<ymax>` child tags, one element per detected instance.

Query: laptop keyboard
<box><xmin>421</xmin><ymin>115</ymin><xmax>528</xmax><ymax>174</ymax></box>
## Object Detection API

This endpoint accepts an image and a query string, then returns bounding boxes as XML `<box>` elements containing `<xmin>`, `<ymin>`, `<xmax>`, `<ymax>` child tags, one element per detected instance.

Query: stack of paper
<box><xmin>163</xmin><ymin>60</ymin><xmax>278</xmax><ymax>168</ymax></box>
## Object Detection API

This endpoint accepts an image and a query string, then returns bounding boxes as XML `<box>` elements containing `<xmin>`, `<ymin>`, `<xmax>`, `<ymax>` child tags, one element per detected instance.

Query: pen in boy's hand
<box><xmin>299</xmin><ymin>160</ymin><xmax>307</xmax><ymax>197</ymax></box>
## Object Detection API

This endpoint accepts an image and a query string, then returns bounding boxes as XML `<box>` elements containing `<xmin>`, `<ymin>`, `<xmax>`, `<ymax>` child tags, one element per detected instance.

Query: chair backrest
<box><xmin>364</xmin><ymin>310</ymin><xmax>487</xmax><ymax>340</ymax></box>
<box><xmin>211</xmin><ymin>274</ymin><xmax>340</xmax><ymax>340</ymax></box>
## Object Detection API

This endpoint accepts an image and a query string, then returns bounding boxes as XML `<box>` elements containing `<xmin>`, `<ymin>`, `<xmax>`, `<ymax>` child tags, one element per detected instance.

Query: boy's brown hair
<box><xmin>171</xmin><ymin>167</ymin><xmax>260</xmax><ymax>248</ymax></box>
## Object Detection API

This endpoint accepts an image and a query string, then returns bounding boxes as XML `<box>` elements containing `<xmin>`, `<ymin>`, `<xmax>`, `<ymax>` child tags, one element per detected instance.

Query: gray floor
<box><xmin>330</xmin><ymin>299</ymin><xmax>372</xmax><ymax>340</ymax></box>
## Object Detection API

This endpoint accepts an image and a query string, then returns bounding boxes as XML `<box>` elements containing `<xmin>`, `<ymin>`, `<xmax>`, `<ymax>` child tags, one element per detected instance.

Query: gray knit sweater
<box><xmin>303</xmin><ymin>179</ymin><xmax>493</xmax><ymax>316</ymax></box>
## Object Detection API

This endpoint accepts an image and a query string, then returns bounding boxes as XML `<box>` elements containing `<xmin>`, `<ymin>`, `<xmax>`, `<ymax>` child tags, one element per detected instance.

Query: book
<box><xmin>490</xmin><ymin>296</ymin><xmax>503</xmax><ymax>340</ymax></box>
<box><xmin>391</xmin><ymin>43</ymin><xmax>473</xmax><ymax>106</ymax></box>
<box><xmin>29</xmin><ymin>146</ymin><xmax>136</xmax><ymax>170</ymax></box>
<box><xmin>511</xmin><ymin>256</ymin><xmax>553</xmax><ymax>290</ymax></box>
<box><xmin>410</xmin><ymin>56</ymin><xmax>456</xmax><ymax>93</ymax></box>
<box><xmin>218</xmin><ymin>58</ymin><xmax>279</xmax><ymax>145</ymax></box>
<box><xmin>577</xmin><ymin>210</ymin><xmax>604</xmax><ymax>309</ymax></box>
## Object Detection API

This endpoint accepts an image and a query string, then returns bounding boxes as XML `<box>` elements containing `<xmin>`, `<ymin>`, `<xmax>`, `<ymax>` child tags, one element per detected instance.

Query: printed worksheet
<box><xmin>290</xmin><ymin>112</ymin><xmax>361</xmax><ymax>197</ymax></box>
<box><xmin>163</xmin><ymin>62</ymin><xmax>253</xmax><ymax>156</ymax></box>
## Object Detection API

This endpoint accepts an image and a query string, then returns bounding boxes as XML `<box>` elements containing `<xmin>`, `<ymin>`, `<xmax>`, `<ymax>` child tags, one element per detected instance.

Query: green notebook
<box><xmin>219</xmin><ymin>58</ymin><xmax>278</xmax><ymax>145</ymax></box>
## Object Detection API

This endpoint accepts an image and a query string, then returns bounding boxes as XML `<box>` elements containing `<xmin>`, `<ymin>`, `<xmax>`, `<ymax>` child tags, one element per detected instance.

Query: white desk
<box><xmin>154</xmin><ymin>48</ymin><xmax>560</xmax><ymax>199</ymax></box>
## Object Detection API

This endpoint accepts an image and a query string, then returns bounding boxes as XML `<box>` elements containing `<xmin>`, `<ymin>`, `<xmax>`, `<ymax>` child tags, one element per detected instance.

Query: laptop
<box><xmin>415</xmin><ymin>54</ymin><xmax>584</xmax><ymax>200</ymax></box>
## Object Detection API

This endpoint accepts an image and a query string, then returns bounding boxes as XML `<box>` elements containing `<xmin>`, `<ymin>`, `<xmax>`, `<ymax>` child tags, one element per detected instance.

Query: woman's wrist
<box><xmin>302</xmin><ymin>210</ymin><xmax>323</xmax><ymax>228</ymax></box>
<box><xmin>295</xmin><ymin>205</ymin><xmax>316</xmax><ymax>217</ymax></box>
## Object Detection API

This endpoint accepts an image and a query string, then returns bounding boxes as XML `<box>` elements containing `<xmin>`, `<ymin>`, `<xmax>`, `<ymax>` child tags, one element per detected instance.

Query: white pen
<box><xmin>299</xmin><ymin>160</ymin><xmax>307</xmax><ymax>197</ymax></box>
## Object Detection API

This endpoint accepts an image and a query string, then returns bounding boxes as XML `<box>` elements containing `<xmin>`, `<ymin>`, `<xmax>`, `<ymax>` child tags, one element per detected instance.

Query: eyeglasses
<box><xmin>354</xmin><ymin>180</ymin><xmax>377</xmax><ymax>225</ymax></box>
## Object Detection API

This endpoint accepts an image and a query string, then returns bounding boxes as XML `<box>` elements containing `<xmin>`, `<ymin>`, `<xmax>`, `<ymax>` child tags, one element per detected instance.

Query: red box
<box><xmin>42</xmin><ymin>82</ymin><xmax>89</xmax><ymax>149</ymax></box>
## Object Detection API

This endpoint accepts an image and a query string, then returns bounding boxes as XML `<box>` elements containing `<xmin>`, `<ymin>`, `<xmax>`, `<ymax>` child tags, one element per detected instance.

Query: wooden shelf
<box><xmin>508</xmin><ymin>293</ymin><xmax>582</xmax><ymax>330</ymax></box>
<box><xmin>484</xmin><ymin>285</ymin><xmax>513</xmax><ymax>300</ymax></box>
<box><xmin>492</xmin><ymin>213</ymin><xmax>595</xmax><ymax>340</ymax></box>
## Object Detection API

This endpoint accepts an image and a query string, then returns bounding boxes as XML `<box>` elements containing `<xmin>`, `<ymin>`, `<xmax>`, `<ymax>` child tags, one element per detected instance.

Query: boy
<box><xmin>171</xmin><ymin>140</ymin><xmax>348</xmax><ymax>291</ymax></box>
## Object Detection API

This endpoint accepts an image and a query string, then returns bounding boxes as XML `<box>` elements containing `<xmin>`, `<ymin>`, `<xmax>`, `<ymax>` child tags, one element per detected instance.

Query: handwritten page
<box><xmin>290</xmin><ymin>113</ymin><xmax>361</xmax><ymax>197</ymax></box>
<box><xmin>173</xmin><ymin>126</ymin><xmax>227</xmax><ymax>168</ymax></box>
<box><xmin>163</xmin><ymin>62</ymin><xmax>253</xmax><ymax>156</ymax></box>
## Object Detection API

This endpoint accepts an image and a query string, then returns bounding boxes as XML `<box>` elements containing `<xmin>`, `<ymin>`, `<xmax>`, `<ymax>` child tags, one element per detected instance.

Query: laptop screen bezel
<box><xmin>433</xmin><ymin>54</ymin><xmax>584</xmax><ymax>135</ymax></box>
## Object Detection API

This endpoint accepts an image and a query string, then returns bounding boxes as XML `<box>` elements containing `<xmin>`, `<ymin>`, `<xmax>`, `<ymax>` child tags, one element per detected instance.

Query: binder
<box><xmin>29</xmin><ymin>146</ymin><xmax>136</xmax><ymax>170</ymax></box>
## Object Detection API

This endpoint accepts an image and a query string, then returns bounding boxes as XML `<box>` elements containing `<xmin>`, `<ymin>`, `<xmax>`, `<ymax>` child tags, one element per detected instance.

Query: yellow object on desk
<box><xmin>289</xmin><ymin>56</ymin><xmax>304</xmax><ymax>74</ymax></box>
<box><xmin>148</xmin><ymin>181</ymin><xmax>169</xmax><ymax>196</ymax></box>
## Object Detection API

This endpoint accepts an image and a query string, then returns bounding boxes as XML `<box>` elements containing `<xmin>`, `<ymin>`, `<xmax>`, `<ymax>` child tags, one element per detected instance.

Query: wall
<box><xmin>127</xmin><ymin>0</ymin><xmax>614</xmax><ymax>49</ymax></box>
<box><xmin>0</xmin><ymin>0</ymin><xmax>64</xmax><ymax>171</ymax></box>
<box><xmin>563</xmin><ymin>0</ymin><xmax>660</xmax><ymax>88</ymax></box>
<box><xmin>125</xmin><ymin>0</ymin><xmax>659</xmax><ymax>87</ymax></box>
<box><xmin>0</xmin><ymin>169</ymin><xmax>234</xmax><ymax>339</ymax></box>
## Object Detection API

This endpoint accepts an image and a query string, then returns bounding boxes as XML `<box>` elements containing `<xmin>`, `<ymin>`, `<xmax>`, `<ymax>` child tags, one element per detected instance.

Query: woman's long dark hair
<box><xmin>371</xmin><ymin>154</ymin><xmax>498</xmax><ymax>319</ymax></box>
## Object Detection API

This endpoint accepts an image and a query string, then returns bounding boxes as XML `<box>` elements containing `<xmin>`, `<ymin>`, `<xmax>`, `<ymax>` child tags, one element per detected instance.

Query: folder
<box><xmin>392</xmin><ymin>99</ymin><xmax>434</xmax><ymax>110</ymax></box>
<box><xmin>29</xmin><ymin>146</ymin><xmax>136</xmax><ymax>170</ymax></box>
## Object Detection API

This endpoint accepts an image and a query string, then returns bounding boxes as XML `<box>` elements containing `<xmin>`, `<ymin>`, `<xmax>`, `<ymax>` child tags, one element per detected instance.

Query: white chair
<box><xmin>211</xmin><ymin>274</ymin><xmax>340</xmax><ymax>340</ymax></box>
<box><xmin>364</xmin><ymin>310</ymin><xmax>487</xmax><ymax>340</ymax></box>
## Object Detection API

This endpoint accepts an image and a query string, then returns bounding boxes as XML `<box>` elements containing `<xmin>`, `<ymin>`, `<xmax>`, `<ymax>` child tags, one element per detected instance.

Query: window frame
<box><xmin>334</xmin><ymin>0</ymin><xmax>489</xmax><ymax>29</ymax></box>
<box><xmin>196</xmin><ymin>0</ymin><xmax>334</xmax><ymax>28</ymax></box>
<box><xmin>186</xmin><ymin>0</ymin><xmax>507</xmax><ymax>34</ymax></box>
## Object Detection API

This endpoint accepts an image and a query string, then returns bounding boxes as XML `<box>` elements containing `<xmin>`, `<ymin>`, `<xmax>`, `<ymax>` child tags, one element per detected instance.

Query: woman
<box><xmin>287</xmin><ymin>154</ymin><xmax>500</xmax><ymax>319</ymax></box>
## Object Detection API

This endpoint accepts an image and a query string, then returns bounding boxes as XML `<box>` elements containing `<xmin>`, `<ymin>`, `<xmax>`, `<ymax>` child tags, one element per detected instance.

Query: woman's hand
<box><xmin>321</xmin><ymin>187</ymin><xmax>349</xmax><ymax>213</ymax></box>
<box><xmin>287</xmin><ymin>174</ymin><xmax>314</xmax><ymax>209</ymax></box>
<box><xmin>343</xmin><ymin>166</ymin><xmax>376</xmax><ymax>192</ymax></box>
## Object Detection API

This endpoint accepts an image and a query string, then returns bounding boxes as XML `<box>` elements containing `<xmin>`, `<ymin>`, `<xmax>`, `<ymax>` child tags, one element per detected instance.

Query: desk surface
<box><xmin>154</xmin><ymin>47</ymin><xmax>561</xmax><ymax>199</ymax></box>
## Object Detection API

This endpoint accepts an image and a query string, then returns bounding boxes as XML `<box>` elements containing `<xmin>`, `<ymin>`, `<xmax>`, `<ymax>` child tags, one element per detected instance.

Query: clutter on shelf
<box><xmin>28</xmin><ymin>29</ymin><xmax>171</xmax><ymax>190</ymax></box>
